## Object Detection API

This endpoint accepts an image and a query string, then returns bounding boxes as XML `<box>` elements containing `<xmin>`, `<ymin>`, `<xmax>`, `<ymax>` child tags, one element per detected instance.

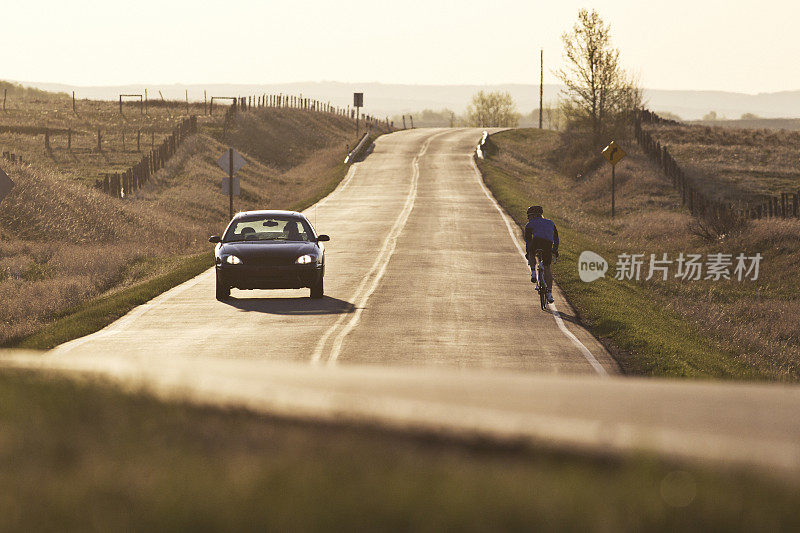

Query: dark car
<box><xmin>209</xmin><ymin>210</ymin><xmax>330</xmax><ymax>301</ymax></box>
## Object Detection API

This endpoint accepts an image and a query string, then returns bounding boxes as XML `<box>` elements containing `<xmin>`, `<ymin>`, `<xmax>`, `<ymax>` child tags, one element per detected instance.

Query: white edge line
<box><xmin>53</xmin><ymin>162</ymin><xmax>363</xmax><ymax>356</ymax></box>
<box><xmin>468</xmin><ymin>154</ymin><xmax>608</xmax><ymax>376</ymax></box>
<box><xmin>312</xmin><ymin>163</ymin><xmax>358</xmax><ymax>210</ymax></box>
<box><xmin>51</xmin><ymin>270</ymin><xmax>213</xmax><ymax>355</ymax></box>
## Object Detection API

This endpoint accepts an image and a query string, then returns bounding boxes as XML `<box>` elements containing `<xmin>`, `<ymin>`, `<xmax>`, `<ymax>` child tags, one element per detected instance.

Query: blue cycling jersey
<box><xmin>524</xmin><ymin>217</ymin><xmax>559</xmax><ymax>252</ymax></box>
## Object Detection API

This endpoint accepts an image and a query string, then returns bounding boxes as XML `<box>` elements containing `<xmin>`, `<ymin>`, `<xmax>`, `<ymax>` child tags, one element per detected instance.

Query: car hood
<box><xmin>219</xmin><ymin>241</ymin><xmax>319</xmax><ymax>266</ymax></box>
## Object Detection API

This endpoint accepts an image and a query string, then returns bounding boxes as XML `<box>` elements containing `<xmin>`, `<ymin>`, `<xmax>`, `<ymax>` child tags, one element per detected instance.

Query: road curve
<box><xmin>46</xmin><ymin>128</ymin><xmax>616</xmax><ymax>374</ymax></box>
<box><xmin>3</xmin><ymin>128</ymin><xmax>800</xmax><ymax>473</ymax></box>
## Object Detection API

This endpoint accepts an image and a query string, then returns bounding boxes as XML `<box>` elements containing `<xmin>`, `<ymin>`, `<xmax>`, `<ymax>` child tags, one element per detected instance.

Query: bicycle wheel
<box><xmin>538</xmin><ymin>266</ymin><xmax>547</xmax><ymax>310</ymax></box>
<box><xmin>540</xmin><ymin>283</ymin><xmax>547</xmax><ymax>310</ymax></box>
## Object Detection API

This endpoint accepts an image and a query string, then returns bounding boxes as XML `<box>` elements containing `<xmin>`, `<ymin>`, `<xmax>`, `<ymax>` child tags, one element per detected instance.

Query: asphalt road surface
<box><xmin>48</xmin><ymin>128</ymin><xmax>616</xmax><ymax>374</ymax></box>
<box><xmin>5</xmin><ymin>128</ymin><xmax>800</xmax><ymax>473</ymax></box>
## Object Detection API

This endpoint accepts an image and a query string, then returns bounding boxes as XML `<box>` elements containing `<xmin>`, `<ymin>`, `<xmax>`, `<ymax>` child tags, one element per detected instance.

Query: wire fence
<box><xmin>217</xmin><ymin>93</ymin><xmax>391</xmax><ymax>130</ymax></box>
<box><xmin>93</xmin><ymin>92</ymin><xmax>393</xmax><ymax>199</ymax></box>
<box><xmin>634</xmin><ymin>109</ymin><xmax>799</xmax><ymax>220</ymax></box>
<box><xmin>95</xmin><ymin>116</ymin><xmax>197</xmax><ymax>198</ymax></box>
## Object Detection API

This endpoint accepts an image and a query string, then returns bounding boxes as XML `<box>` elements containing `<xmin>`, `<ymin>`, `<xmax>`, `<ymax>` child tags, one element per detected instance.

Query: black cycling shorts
<box><xmin>528</xmin><ymin>237</ymin><xmax>553</xmax><ymax>266</ymax></box>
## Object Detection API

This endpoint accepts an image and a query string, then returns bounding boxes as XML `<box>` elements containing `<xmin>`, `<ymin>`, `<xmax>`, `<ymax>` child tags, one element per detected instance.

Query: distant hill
<box><xmin>8</xmin><ymin>80</ymin><xmax>800</xmax><ymax>121</ymax></box>
<box><xmin>691</xmin><ymin>118</ymin><xmax>800</xmax><ymax>131</ymax></box>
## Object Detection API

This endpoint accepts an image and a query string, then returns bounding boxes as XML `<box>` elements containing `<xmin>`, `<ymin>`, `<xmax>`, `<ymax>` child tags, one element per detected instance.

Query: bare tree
<box><xmin>556</xmin><ymin>9</ymin><xmax>640</xmax><ymax>142</ymax></box>
<box><xmin>466</xmin><ymin>91</ymin><xmax>520</xmax><ymax>127</ymax></box>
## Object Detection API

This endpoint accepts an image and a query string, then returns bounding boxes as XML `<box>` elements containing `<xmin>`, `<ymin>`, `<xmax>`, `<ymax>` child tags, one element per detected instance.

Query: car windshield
<box><xmin>223</xmin><ymin>216</ymin><xmax>314</xmax><ymax>242</ymax></box>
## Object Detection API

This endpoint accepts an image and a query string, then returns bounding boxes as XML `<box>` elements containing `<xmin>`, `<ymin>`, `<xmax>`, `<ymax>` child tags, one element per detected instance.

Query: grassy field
<box><xmin>0</xmin><ymin>80</ymin><xmax>203</xmax><ymax>185</ymax></box>
<box><xmin>9</xmin><ymin>253</ymin><xmax>211</xmax><ymax>350</ymax></box>
<box><xmin>479</xmin><ymin>128</ymin><xmax>800</xmax><ymax>380</ymax></box>
<box><xmin>643</xmin><ymin>121</ymin><xmax>800</xmax><ymax>203</ymax></box>
<box><xmin>0</xmin><ymin>82</ymin><xmax>375</xmax><ymax>348</ymax></box>
<box><xmin>693</xmin><ymin>117</ymin><xmax>800</xmax><ymax>131</ymax></box>
<box><xmin>0</xmin><ymin>367</ymin><xmax>797</xmax><ymax>531</ymax></box>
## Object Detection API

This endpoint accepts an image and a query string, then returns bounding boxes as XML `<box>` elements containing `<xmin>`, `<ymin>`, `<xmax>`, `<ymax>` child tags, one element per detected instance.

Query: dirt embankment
<box><xmin>0</xmin><ymin>107</ymin><xmax>360</xmax><ymax>346</ymax></box>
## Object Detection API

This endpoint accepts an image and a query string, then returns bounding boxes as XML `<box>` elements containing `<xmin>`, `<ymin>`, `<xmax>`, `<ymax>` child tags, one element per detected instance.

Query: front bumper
<box><xmin>216</xmin><ymin>263</ymin><xmax>323</xmax><ymax>290</ymax></box>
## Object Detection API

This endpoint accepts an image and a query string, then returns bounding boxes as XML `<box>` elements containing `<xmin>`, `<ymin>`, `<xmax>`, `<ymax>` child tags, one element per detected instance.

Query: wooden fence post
<box><xmin>2</xmin><ymin>89</ymin><xmax>6</xmax><ymax>112</ymax></box>
<box><xmin>72</xmin><ymin>91</ymin><xmax>76</xmax><ymax>114</ymax></box>
<box><xmin>795</xmin><ymin>192</ymin><xmax>800</xmax><ymax>218</ymax></box>
<box><xmin>97</xmin><ymin>128</ymin><xmax>102</xmax><ymax>151</ymax></box>
<box><xmin>67</xmin><ymin>128</ymin><xmax>72</xmax><ymax>150</ymax></box>
<box><xmin>44</xmin><ymin>129</ymin><xmax>50</xmax><ymax>151</ymax></box>
<box><xmin>137</xmin><ymin>129</ymin><xmax>141</xmax><ymax>152</ymax></box>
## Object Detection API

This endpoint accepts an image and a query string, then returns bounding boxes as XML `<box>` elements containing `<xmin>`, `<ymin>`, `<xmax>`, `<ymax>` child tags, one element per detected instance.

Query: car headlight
<box><xmin>295</xmin><ymin>254</ymin><xmax>315</xmax><ymax>264</ymax></box>
<box><xmin>224</xmin><ymin>254</ymin><xmax>242</xmax><ymax>265</ymax></box>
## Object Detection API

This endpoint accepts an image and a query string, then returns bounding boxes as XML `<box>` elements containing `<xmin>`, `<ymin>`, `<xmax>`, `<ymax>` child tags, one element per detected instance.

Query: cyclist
<box><xmin>524</xmin><ymin>205</ymin><xmax>559</xmax><ymax>304</ymax></box>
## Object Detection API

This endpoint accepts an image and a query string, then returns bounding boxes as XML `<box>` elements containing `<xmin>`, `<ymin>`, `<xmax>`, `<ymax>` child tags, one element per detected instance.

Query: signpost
<box><xmin>602</xmin><ymin>140</ymin><xmax>626</xmax><ymax>218</ymax></box>
<box><xmin>0</xmin><ymin>168</ymin><xmax>14</xmax><ymax>204</ymax></box>
<box><xmin>353</xmin><ymin>92</ymin><xmax>363</xmax><ymax>137</ymax></box>
<box><xmin>217</xmin><ymin>148</ymin><xmax>246</xmax><ymax>219</ymax></box>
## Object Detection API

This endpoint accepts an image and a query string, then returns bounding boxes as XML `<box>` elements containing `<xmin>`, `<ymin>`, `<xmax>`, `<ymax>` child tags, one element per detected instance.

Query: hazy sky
<box><xmin>3</xmin><ymin>0</ymin><xmax>798</xmax><ymax>93</ymax></box>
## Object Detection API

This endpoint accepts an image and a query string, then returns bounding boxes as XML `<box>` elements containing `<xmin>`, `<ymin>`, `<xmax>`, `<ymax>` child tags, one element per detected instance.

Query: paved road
<box><xmin>6</xmin><ymin>127</ymin><xmax>800</xmax><ymax>473</ymax></box>
<box><xmin>47</xmin><ymin>128</ymin><xmax>616</xmax><ymax>374</ymax></box>
<box><xmin>4</xmin><ymin>353</ymin><xmax>800</xmax><ymax>474</ymax></box>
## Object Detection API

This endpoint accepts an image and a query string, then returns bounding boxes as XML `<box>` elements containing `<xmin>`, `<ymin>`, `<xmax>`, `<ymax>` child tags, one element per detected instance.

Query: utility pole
<box><xmin>228</xmin><ymin>147</ymin><xmax>234</xmax><ymax>219</ymax></box>
<box><xmin>539</xmin><ymin>49</ymin><xmax>544</xmax><ymax>129</ymax></box>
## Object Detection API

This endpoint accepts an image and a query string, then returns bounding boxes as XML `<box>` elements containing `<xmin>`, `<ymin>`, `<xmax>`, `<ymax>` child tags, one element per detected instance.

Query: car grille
<box><xmin>247</xmin><ymin>255</ymin><xmax>297</xmax><ymax>267</ymax></box>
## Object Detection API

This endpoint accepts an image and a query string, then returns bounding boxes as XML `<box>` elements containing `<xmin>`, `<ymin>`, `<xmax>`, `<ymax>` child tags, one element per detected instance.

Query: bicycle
<box><xmin>533</xmin><ymin>249</ymin><xmax>549</xmax><ymax>311</ymax></box>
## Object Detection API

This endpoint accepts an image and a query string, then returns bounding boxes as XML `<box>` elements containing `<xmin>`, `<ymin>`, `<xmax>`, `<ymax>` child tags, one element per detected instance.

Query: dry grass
<box><xmin>644</xmin><ymin>122</ymin><xmax>800</xmax><ymax>203</ymax></box>
<box><xmin>222</xmin><ymin>107</ymin><xmax>362</xmax><ymax>170</ymax></box>
<box><xmin>483</xmin><ymin>128</ymin><xmax>800</xmax><ymax>380</ymax></box>
<box><xmin>0</xmin><ymin>81</ymin><xmax>203</xmax><ymax>186</ymax></box>
<box><xmin>0</xmin><ymin>84</ymin><xmax>363</xmax><ymax>346</ymax></box>
<box><xmin>2</xmin><ymin>368</ymin><xmax>799</xmax><ymax>531</ymax></box>
<box><xmin>693</xmin><ymin>118</ymin><xmax>800</xmax><ymax>131</ymax></box>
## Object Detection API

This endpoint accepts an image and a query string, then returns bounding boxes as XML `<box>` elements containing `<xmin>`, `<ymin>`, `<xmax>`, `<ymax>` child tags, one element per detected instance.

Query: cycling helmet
<box><xmin>527</xmin><ymin>205</ymin><xmax>543</xmax><ymax>217</ymax></box>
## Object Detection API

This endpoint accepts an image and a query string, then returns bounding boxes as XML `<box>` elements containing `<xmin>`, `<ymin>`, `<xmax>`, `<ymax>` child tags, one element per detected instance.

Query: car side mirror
<box><xmin>209</xmin><ymin>235</ymin><xmax>221</xmax><ymax>244</ymax></box>
<box><xmin>317</xmin><ymin>235</ymin><xmax>330</xmax><ymax>242</ymax></box>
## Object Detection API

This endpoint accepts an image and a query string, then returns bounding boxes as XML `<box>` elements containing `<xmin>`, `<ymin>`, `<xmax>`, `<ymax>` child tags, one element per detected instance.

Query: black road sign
<box><xmin>0</xmin><ymin>168</ymin><xmax>14</xmax><ymax>204</ymax></box>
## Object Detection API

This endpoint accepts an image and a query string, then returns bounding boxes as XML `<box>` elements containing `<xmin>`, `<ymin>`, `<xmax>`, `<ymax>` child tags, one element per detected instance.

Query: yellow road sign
<box><xmin>602</xmin><ymin>141</ymin><xmax>626</xmax><ymax>166</ymax></box>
